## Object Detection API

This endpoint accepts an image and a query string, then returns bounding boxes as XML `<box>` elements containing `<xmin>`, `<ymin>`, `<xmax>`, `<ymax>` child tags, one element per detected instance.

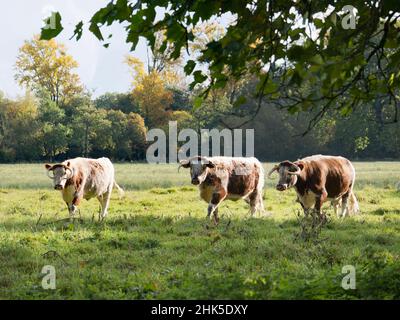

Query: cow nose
<box><xmin>276</xmin><ymin>184</ymin><xmax>287</xmax><ymax>191</ymax></box>
<box><xmin>191</xmin><ymin>178</ymin><xmax>199</xmax><ymax>185</ymax></box>
<box><xmin>54</xmin><ymin>184</ymin><xmax>63</xmax><ymax>190</ymax></box>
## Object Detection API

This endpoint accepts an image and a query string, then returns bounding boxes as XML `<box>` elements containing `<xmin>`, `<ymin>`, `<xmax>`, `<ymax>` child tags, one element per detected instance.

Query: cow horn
<box><xmin>267</xmin><ymin>165</ymin><xmax>279</xmax><ymax>179</ymax></box>
<box><xmin>46</xmin><ymin>170</ymin><xmax>55</xmax><ymax>179</ymax></box>
<box><xmin>65</xmin><ymin>166</ymin><xmax>74</xmax><ymax>178</ymax></box>
<box><xmin>287</xmin><ymin>164</ymin><xmax>302</xmax><ymax>176</ymax></box>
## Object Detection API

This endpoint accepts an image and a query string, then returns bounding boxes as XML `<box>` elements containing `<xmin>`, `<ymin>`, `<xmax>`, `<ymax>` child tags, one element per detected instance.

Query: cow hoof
<box><xmin>263</xmin><ymin>211</ymin><xmax>273</xmax><ymax>217</ymax></box>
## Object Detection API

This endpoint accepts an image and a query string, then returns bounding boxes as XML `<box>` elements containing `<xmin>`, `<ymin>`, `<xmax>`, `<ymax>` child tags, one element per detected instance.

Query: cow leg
<box><xmin>68</xmin><ymin>194</ymin><xmax>82</xmax><ymax>220</ymax></box>
<box><xmin>248</xmin><ymin>191</ymin><xmax>264</xmax><ymax>217</ymax></box>
<box><xmin>340</xmin><ymin>192</ymin><xmax>350</xmax><ymax>218</ymax></box>
<box><xmin>332</xmin><ymin>198</ymin><xmax>341</xmax><ymax>218</ymax></box>
<box><xmin>297</xmin><ymin>199</ymin><xmax>309</xmax><ymax>216</ymax></box>
<box><xmin>98</xmin><ymin>191</ymin><xmax>112</xmax><ymax>221</ymax></box>
<box><xmin>66</xmin><ymin>202</ymin><xmax>75</xmax><ymax>220</ymax></box>
<box><xmin>207</xmin><ymin>189</ymin><xmax>227</xmax><ymax>225</ymax></box>
<box><xmin>258</xmin><ymin>194</ymin><xmax>266</xmax><ymax>216</ymax></box>
<box><xmin>315</xmin><ymin>189</ymin><xmax>328</xmax><ymax>219</ymax></box>
<box><xmin>97</xmin><ymin>195</ymin><xmax>103</xmax><ymax>221</ymax></box>
<box><xmin>212</xmin><ymin>207</ymin><xmax>219</xmax><ymax>224</ymax></box>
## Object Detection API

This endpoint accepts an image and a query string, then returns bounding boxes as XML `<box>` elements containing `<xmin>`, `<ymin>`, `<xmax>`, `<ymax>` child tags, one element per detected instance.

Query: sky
<box><xmin>0</xmin><ymin>0</ymin><xmax>150</xmax><ymax>99</ymax></box>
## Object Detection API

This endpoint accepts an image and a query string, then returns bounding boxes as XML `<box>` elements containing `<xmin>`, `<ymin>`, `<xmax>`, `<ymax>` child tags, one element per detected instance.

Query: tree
<box><xmin>42</xmin><ymin>1</ymin><xmax>400</xmax><ymax>129</ymax></box>
<box><xmin>126</xmin><ymin>112</ymin><xmax>147</xmax><ymax>160</ymax></box>
<box><xmin>147</xmin><ymin>31</ymin><xmax>180</xmax><ymax>72</ymax></box>
<box><xmin>15</xmin><ymin>35</ymin><xmax>83</xmax><ymax>106</ymax></box>
<box><xmin>36</xmin><ymin>96</ymin><xmax>70</xmax><ymax>161</ymax></box>
<box><xmin>105</xmin><ymin>109</ymin><xmax>131</xmax><ymax>159</ymax></box>
<box><xmin>168</xmin><ymin>87</ymin><xmax>192</xmax><ymax>112</ymax></box>
<box><xmin>95</xmin><ymin>92</ymin><xmax>140</xmax><ymax>114</ymax></box>
<box><xmin>0</xmin><ymin>92</ymin><xmax>40</xmax><ymax>161</ymax></box>
<box><xmin>70</xmin><ymin>104</ymin><xmax>112</xmax><ymax>157</ymax></box>
<box><xmin>190</xmin><ymin>89</ymin><xmax>232</xmax><ymax>132</ymax></box>
<box><xmin>125</xmin><ymin>56</ymin><xmax>173</xmax><ymax>127</ymax></box>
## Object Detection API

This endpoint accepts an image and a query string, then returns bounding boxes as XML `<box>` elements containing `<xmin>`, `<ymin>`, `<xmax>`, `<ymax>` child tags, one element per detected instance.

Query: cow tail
<box><xmin>114</xmin><ymin>181</ymin><xmax>125</xmax><ymax>199</ymax></box>
<box><xmin>348</xmin><ymin>191</ymin><xmax>359</xmax><ymax>215</ymax></box>
<box><xmin>258</xmin><ymin>163</ymin><xmax>265</xmax><ymax>191</ymax></box>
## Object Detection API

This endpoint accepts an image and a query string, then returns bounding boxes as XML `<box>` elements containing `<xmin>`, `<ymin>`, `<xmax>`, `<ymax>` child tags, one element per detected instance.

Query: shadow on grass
<box><xmin>1</xmin><ymin>212</ymin><xmax>400</xmax><ymax>299</ymax></box>
<box><xmin>3</xmin><ymin>211</ymin><xmax>400</xmax><ymax>245</ymax></box>
<box><xmin>370</xmin><ymin>208</ymin><xmax>400</xmax><ymax>215</ymax></box>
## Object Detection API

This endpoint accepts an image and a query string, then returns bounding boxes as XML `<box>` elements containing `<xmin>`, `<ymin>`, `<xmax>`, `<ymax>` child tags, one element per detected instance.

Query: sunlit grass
<box><xmin>0</xmin><ymin>162</ymin><xmax>399</xmax><ymax>299</ymax></box>
<box><xmin>0</xmin><ymin>161</ymin><xmax>398</xmax><ymax>190</ymax></box>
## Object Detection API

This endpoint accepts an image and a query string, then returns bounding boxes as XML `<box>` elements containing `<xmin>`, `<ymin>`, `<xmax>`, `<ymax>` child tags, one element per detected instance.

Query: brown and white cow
<box><xmin>45</xmin><ymin>157</ymin><xmax>124</xmax><ymax>220</ymax></box>
<box><xmin>179</xmin><ymin>156</ymin><xmax>265</xmax><ymax>224</ymax></box>
<box><xmin>268</xmin><ymin>155</ymin><xmax>359</xmax><ymax>218</ymax></box>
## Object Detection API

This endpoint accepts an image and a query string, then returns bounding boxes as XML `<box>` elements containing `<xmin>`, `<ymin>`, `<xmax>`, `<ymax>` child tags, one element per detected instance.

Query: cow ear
<box><xmin>206</xmin><ymin>161</ymin><xmax>215</xmax><ymax>168</ymax></box>
<box><xmin>45</xmin><ymin>164</ymin><xmax>52</xmax><ymax>170</ymax></box>
<box><xmin>290</xmin><ymin>162</ymin><xmax>304</xmax><ymax>172</ymax></box>
<box><xmin>179</xmin><ymin>160</ymin><xmax>190</xmax><ymax>168</ymax></box>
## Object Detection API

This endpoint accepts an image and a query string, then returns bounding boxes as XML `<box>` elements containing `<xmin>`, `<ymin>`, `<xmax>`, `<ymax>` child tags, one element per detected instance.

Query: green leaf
<box><xmin>263</xmin><ymin>80</ymin><xmax>278</xmax><ymax>95</ymax></box>
<box><xmin>193</xmin><ymin>71</ymin><xmax>207</xmax><ymax>84</ymax></box>
<box><xmin>40</xmin><ymin>12</ymin><xmax>64</xmax><ymax>40</ymax></box>
<box><xmin>328</xmin><ymin>12</ymin><xmax>337</xmax><ymax>26</ymax></box>
<box><xmin>184</xmin><ymin>60</ymin><xmax>196</xmax><ymax>75</ymax></box>
<box><xmin>193</xmin><ymin>97</ymin><xmax>203</xmax><ymax>110</ymax></box>
<box><xmin>233</xmin><ymin>95</ymin><xmax>247</xmax><ymax>108</ymax></box>
<box><xmin>115</xmin><ymin>0</ymin><xmax>131</xmax><ymax>21</ymax></box>
<box><xmin>70</xmin><ymin>21</ymin><xmax>84</xmax><ymax>41</ymax></box>
<box><xmin>313</xmin><ymin>18</ymin><xmax>324</xmax><ymax>29</ymax></box>
<box><xmin>89</xmin><ymin>22</ymin><xmax>104</xmax><ymax>41</ymax></box>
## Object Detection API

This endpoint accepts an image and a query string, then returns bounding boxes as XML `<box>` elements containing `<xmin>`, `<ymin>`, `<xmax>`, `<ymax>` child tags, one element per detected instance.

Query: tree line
<box><xmin>0</xmin><ymin>34</ymin><xmax>399</xmax><ymax>163</ymax></box>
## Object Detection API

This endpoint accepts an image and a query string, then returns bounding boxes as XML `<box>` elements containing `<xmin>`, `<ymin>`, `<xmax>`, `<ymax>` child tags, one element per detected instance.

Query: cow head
<box><xmin>268</xmin><ymin>160</ymin><xmax>304</xmax><ymax>191</ymax></box>
<box><xmin>45</xmin><ymin>162</ymin><xmax>74</xmax><ymax>190</ymax></box>
<box><xmin>178</xmin><ymin>156</ymin><xmax>216</xmax><ymax>185</ymax></box>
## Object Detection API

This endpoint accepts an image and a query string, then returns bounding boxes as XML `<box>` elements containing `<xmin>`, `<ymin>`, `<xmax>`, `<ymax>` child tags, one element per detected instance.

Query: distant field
<box><xmin>0</xmin><ymin>162</ymin><xmax>399</xmax><ymax>299</ymax></box>
<box><xmin>0</xmin><ymin>161</ymin><xmax>398</xmax><ymax>190</ymax></box>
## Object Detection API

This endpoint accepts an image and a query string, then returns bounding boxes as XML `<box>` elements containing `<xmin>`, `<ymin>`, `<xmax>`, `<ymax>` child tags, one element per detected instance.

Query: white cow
<box><xmin>45</xmin><ymin>157</ymin><xmax>124</xmax><ymax>220</ymax></box>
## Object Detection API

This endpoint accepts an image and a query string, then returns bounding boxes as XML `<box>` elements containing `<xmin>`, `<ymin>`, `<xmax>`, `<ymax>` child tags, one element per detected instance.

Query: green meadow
<box><xmin>0</xmin><ymin>162</ymin><xmax>399</xmax><ymax>299</ymax></box>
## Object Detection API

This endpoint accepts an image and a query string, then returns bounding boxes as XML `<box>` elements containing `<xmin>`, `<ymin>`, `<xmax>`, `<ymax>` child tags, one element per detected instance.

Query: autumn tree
<box><xmin>125</xmin><ymin>56</ymin><xmax>173</xmax><ymax>127</ymax></box>
<box><xmin>15</xmin><ymin>35</ymin><xmax>83</xmax><ymax>106</ymax></box>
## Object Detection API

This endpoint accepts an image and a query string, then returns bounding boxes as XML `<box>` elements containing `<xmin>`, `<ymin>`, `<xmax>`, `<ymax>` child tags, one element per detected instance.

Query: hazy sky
<box><xmin>0</xmin><ymin>0</ymin><xmax>150</xmax><ymax>98</ymax></box>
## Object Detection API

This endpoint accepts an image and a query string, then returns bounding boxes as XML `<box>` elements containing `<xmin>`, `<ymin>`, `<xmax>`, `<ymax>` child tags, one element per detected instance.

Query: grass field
<box><xmin>0</xmin><ymin>162</ymin><xmax>399</xmax><ymax>299</ymax></box>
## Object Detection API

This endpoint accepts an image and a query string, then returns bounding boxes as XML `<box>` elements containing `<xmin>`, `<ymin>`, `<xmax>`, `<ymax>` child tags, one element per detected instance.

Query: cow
<box><xmin>268</xmin><ymin>155</ymin><xmax>359</xmax><ymax>218</ymax></box>
<box><xmin>179</xmin><ymin>156</ymin><xmax>265</xmax><ymax>224</ymax></box>
<box><xmin>45</xmin><ymin>157</ymin><xmax>124</xmax><ymax>220</ymax></box>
